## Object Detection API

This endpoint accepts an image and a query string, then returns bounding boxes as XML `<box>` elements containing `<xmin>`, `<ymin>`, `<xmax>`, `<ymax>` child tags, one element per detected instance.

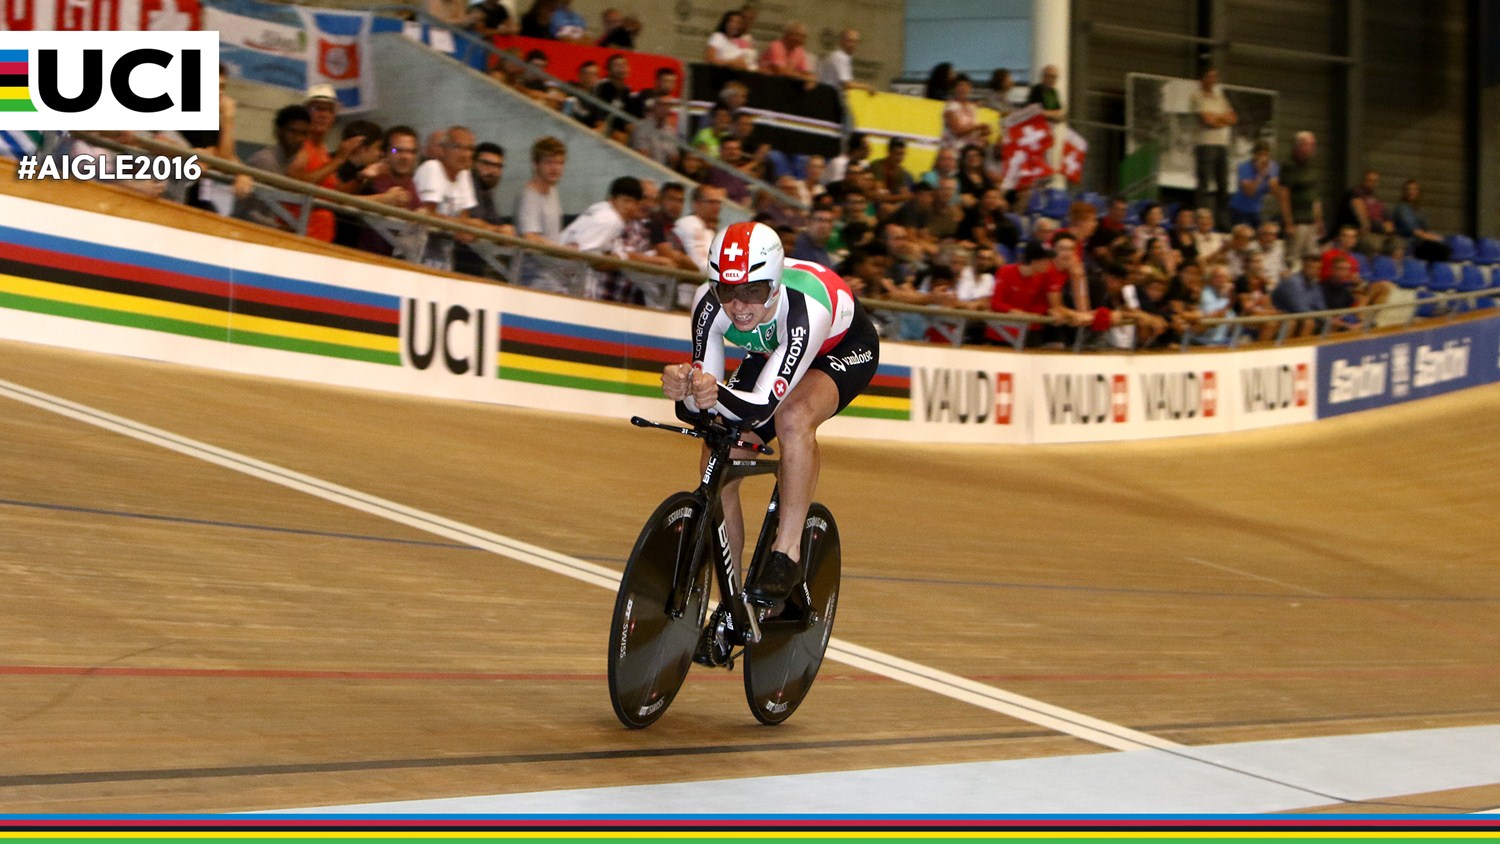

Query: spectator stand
<box><xmin>491</xmin><ymin>34</ymin><xmax>684</xmax><ymax>98</ymax></box>
<box><xmin>686</xmin><ymin>64</ymin><xmax>845</xmax><ymax>162</ymax></box>
<box><xmin>60</xmin><ymin>133</ymin><xmax>1500</xmax><ymax>348</ymax></box>
<box><xmin>842</xmin><ymin>90</ymin><xmax>1003</xmax><ymax>182</ymax></box>
<box><xmin>432</xmin><ymin>18</ymin><xmax>807</xmax><ymax>213</ymax></box>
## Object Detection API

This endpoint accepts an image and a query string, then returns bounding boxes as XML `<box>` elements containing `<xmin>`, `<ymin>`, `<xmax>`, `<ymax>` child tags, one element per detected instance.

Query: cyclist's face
<box><xmin>715</xmin><ymin>282</ymin><xmax>774</xmax><ymax>327</ymax></box>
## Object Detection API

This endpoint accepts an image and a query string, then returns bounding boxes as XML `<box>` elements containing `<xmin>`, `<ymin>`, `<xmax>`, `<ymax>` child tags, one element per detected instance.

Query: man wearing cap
<box><xmin>287</xmin><ymin>84</ymin><xmax>369</xmax><ymax>242</ymax></box>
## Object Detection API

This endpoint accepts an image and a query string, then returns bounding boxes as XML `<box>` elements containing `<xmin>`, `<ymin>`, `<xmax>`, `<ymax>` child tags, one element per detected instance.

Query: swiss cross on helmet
<box><xmin>708</xmin><ymin>221</ymin><xmax>784</xmax><ymax>293</ymax></box>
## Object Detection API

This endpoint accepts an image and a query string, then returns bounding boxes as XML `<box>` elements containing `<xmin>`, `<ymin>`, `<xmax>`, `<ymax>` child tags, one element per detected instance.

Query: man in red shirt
<box><xmin>987</xmin><ymin>240</ymin><xmax>1068</xmax><ymax>345</ymax></box>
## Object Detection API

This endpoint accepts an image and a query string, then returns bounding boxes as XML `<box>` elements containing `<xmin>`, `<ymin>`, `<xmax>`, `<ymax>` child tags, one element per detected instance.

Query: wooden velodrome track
<box><xmin>3</xmin><ymin>328</ymin><xmax>1500</xmax><ymax>814</ymax></box>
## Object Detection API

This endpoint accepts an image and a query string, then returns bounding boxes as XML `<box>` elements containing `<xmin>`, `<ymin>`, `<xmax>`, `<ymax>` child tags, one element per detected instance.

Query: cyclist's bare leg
<box><xmin>767</xmin><ymin>370</ymin><xmax>840</xmax><ymax>563</ymax></box>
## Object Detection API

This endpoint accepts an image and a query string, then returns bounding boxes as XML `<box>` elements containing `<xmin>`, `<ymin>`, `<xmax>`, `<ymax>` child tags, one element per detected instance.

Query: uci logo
<box><xmin>0</xmin><ymin>32</ymin><xmax>219</xmax><ymax>131</ymax></box>
<box><xmin>720</xmin><ymin>269</ymin><xmax>746</xmax><ymax>282</ymax></box>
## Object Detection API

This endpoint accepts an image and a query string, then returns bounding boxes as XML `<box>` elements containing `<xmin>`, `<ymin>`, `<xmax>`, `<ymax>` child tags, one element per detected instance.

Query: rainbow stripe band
<box><xmin>0</xmin><ymin>227</ymin><xmax>402</xmax><ymax>365</ymax></box>
<box><xmin>0</xmin><ymin>51</ymin><xmax>34</xmax><ymax>111</ymax></box>
<box><xmin>498</xmin><ymin>313</ymin><xmax>912</xmax><ymax>420</ymax></box>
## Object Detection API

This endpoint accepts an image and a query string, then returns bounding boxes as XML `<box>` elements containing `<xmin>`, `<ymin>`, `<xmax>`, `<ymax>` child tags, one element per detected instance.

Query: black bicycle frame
<box><xmin>632</xmin><ymin>415</ymin><xmax>777</xmax><ymax>647</ymax></box>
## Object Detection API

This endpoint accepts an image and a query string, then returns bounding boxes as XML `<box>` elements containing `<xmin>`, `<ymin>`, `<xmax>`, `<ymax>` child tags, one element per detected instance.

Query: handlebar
<box><xmin>629</xmin><ymin>415</ymin><xmax>775</xmax><ymax>456</ymax></box>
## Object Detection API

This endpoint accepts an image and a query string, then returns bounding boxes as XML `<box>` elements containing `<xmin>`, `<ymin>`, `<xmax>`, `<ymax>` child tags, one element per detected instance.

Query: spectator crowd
<box><xmin>29</xmin><ymin>1</ymin><xmax>1488</xmax><ymax>351</ymax></box>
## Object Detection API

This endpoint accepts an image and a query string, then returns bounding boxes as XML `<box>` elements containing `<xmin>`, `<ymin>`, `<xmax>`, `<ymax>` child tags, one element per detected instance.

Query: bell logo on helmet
<box><xmin>721</xmin><ymin>268</ymin><xmax>746</xmax><ymax>282</ymax></box>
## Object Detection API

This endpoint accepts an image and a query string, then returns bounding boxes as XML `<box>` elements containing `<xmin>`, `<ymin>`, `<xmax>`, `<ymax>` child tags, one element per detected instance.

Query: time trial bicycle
<box><xmin>607</xmin><ymin>413</ymin><xmax>841</xmax><ymax>728</ymax></box>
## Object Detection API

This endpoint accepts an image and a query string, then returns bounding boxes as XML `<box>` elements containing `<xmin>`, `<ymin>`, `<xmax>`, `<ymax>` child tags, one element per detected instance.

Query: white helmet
<box><xmin>707</xmin><ymin>221</ymin><xmax>784</xmax><ymax>303</ymax></box>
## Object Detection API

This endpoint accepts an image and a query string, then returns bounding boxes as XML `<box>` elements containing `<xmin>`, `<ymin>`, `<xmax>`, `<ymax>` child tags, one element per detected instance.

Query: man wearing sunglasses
<box><xmin>661</xmin><ymin>221</ymin><xmax>880</xmax><ymax>606</ymax></box>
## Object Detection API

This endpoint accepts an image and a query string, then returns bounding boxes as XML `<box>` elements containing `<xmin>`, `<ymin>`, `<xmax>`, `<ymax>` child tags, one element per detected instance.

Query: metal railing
<box><xmin>76</xmin><ymin>131</ymin><xmax>707</xmax><ymax>307</ymax></box>
<box><xmin>35</xmin><ymin>133</ymin><xmax>1498</xmax><ymax>352</ymax></box>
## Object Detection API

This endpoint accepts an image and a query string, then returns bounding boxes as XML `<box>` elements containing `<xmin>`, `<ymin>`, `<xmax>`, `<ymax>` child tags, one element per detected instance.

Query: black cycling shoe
<box><xmin>745</xmin><ymin>551</ymin><xmax>802</xmax><ymax>606</ymax></box>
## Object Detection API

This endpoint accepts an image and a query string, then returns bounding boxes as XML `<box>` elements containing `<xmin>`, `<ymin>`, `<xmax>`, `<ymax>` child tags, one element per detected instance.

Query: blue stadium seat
<box><xmin>1459</xmin><ymin>263</ymin><xmax>1487</xmax><ymax>292</ymax></box>
<box><xmin>1447</xmin><ymin>235</ymin><xmax>1476</xmax><ymax>263</ymax></box>
<box><xmin>1370</xmin><ymin>255</ymin><xmax>1398</xmax><ymax>282</ymax></box>
<box><xmin>1042</xmin><ymin>190</ymin><xmax>1072</xmax><ymax>220</ymax></box>
<box><xmin>1414</xmin><ymin>290</ymin><xmax>1442</xmax><ymax>318</ymax></box>
<box><xmin>1475</xmin><ymin>237</ymin><xmax>1500</xmax><ymax>265</ymax></box>
<box><xmin>1452</xmin><ymin>264</ymin><xmax>1487</xmax><ymax>313</ymax></box>
<box><xmin>1397</xmin><ymin>258</ymin><xmax>1430</xmax><ymax>290</ymax></box>
<box><xmin>1427</xmin><ymin>262</ymin><xmax>1458</xmax><ymax>293</ymax></box>
<box><xmin>1352</xmin><ymin>253</ymin><xmax>1370</xmax><ymax>279</ymax></box>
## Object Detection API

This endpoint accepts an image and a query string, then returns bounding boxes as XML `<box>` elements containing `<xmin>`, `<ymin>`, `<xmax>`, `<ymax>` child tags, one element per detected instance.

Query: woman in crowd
<box><xmin>941</xmin><ymin>74</ymin><xmax>989</xmax><ymax>152</ymax></box>
<box><xmin>518</xmin><ymin>0</ymin><xmax>557</xmax><ymax>38</ymax></box>
<box><xmin>924</xmin><ymin>62</ymin><xmax>955</xmax><ymax>101</ymax></box>
<box><xmin>986</xmin><ymin>69</ymin><xmax>1015</xmax><ymax>117</ymax></box>
<box><xmin>705</xmin><ymin>10</ymin><xmax>758</xmax><ymax>71</ymax></box>
<box><xmin>1167</xmin><ymin>207</ymin><xmax>1199</xmax><ymax>266</ymax></box>
<box><xmin>956</xmin><ymin>143</ymin><xmax>994</xmax><ymax>205</ymax></box>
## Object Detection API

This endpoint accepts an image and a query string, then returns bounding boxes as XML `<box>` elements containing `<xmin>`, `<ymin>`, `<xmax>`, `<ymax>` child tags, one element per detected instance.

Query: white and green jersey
<box><xmin>687</xmin><ymin>258</ymin><xmax>857</xmax><ymax>423</ymax></box>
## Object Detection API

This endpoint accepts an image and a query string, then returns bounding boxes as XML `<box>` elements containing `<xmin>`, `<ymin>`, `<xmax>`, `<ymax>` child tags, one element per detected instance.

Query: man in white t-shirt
<box><xmin>817</xmin><ymin>29</ymin><xmax>871</xmax><ymax>93</ymax></box>
<box><xmin>672</xmin><ymin>183</ymin><xmax>725</xmax><ymax>273</ymax></box>
<box><xmin>413</xmin><ymin>125</ymin><xmax>479</xmax><ymax>270</ymax></box>
<box><xmin>514</xmin><ymin>135</ymin><xmax>567</xmax><ymax>290</ymax></box>
<box><xmin>557</xmin><ymin>176</ymin><xmax>678</xmax><ymax>301</ymax></box>
<box><xmin>1190</xmin><ymin>66</ymin><xmax>1237</xmax><ymax>229</ymax></box>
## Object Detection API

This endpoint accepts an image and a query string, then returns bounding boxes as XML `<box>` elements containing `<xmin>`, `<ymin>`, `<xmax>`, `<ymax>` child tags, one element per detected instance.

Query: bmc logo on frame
<box><xmin>0</xmin><ymin>32</ymin><xmax>218</xmax><ymax>130</ymax></box>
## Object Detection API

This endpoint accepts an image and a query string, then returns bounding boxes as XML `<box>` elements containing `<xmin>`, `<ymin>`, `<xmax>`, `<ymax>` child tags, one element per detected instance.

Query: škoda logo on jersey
<box><xmin>918</xmin><ymin>369</ymin><xmax>1017</xmax><ymax>425</ymax></box>
<box><xmin>0</xmin><ymin>32</ymin><xmax>218</xmax><ymax>130</ymax></box>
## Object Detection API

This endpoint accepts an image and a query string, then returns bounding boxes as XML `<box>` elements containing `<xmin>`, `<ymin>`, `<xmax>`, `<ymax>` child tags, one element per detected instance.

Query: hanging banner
<box><xmin>295</xmin><ymin>6</ymin><xmax>374</xmax><ymax>111</ymax></box>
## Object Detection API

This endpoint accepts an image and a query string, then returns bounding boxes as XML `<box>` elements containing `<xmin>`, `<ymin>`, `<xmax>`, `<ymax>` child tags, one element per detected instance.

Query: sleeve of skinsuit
<box><xmin>712</xmin><ymin>287</ymin><xmax>832</xmax><ymax>425</ymax></box>
<box><xmin>679</xmin><ymin>283</ymin><xmax>730</xmax><ymax>417</ymax></box>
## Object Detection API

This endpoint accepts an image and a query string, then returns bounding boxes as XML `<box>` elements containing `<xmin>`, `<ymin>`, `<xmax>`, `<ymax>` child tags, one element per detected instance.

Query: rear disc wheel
<box><xmin>742</xmin><ymin>503</ymin><xmax>841</xmax><ymax>725</ymax></box>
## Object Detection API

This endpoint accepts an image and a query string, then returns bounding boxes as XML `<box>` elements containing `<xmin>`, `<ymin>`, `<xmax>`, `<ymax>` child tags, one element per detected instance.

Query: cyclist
<box><xmin>661</xmin><ymin>221</ymin><xmax>880</xmax><ymax>605</ymax></box>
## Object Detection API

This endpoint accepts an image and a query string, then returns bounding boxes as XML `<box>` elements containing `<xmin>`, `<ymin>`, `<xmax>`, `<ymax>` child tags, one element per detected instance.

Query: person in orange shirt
<box><xmin>286</xmin><ymin>84</ymin><xmax>369</xmax><ymax>242</ymax></box>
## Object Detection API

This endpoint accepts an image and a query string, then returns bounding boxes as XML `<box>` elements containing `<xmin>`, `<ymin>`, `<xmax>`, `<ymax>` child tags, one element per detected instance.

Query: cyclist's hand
<box><xmin>690</xmin><ymin>371</ymin><xmax>718</xmax><ymax>408</ymax></box>
<box><xmin>661</xmin><ymin>363</ymin><xmax>690</xmax><ymax>400</ymax></box>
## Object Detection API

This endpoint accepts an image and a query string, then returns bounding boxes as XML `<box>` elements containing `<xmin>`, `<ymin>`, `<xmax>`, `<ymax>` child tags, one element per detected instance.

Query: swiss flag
<box><xmin>1061</xmin><ymin>128</ymin><xmax>1087</xmax><ymax>185</ymax></box>
<box><xmin>1202</xmin><ymin>371</ymin><xmax>1217</xmax><ymax>417</ymax></box>
<box><xmin>1111</xmin><ymin>374</ymin><xmax>1129</xmax><ymax>423</ymax></box>
<box><xmin>999</xmin><ymin>104</ymin><xmax>1054</xmax><ymax>191</ymax></box>
<box><xmin>994</xmin><ymin>373</ymin><xmax>1013</xmax><ymax>425</ymax></box>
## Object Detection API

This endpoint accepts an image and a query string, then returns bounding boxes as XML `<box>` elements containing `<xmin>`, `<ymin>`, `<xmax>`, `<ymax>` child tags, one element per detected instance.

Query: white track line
<box><xmin>0</xmin><ymin>377</ymin><xmax>1176</xmax><ymax>753</ymax></box>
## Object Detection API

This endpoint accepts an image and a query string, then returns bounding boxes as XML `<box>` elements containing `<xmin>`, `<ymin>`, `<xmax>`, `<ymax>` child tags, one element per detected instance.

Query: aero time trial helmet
<box><xmin>708</xmin><ymin>221</ymin><xmax>784</xmax><ymax>306</ymax></box>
